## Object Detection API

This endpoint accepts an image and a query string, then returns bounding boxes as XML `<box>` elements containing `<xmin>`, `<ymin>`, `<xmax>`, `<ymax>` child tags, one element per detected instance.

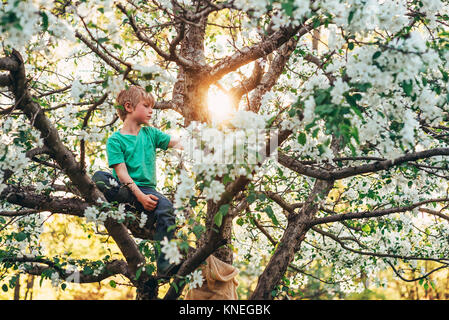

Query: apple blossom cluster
<box><xmin>70</xmin><ymin>78</ymin><xmax>86</xmax><ymax>103</ymax></box>
<box><xmin>346</xmin><ymin>32</ymin><xmax>439</xmax><ymax>91</ymax></box>
<box><xmin>160</xmin><ymin>236</ymin><xmax>182</xmax><ymax>265</ymax></box>
<box><xmin>84</xmin><ymin>202</ymin><xmax>134</xmax><ymax>227</ymax></box>
<box><xmin>278</xmin><ymin>27</ymin><xmax>447</xmax><ymax>162</ymax></box>
<box><xmin>173</xmin><ymin>111</ymin><xmax>271</xmax><ymax>210</ymax></box>
<box><xmin>318</xmin><ymin>0</ymin><xmax>410</xmax><ymax>34</ymax></box>
<box><xmin>234</xmin><ymin>0</ymin><xmax>311</xmax><ymax>31</ymax></box>
<box><xmin>0</xmin><ymin>137</ymin><xmax>31</xmax><ymax>188</ymax></box>
<box><xmin>1</xmin><ymin>212</ymin><xmax>46</xmax><ymax>264</ymax></box>
<box><xmin>133</xmin><ymin>64</ymin><xmax>176</xmax><ymax>84</ymax></box>
<box><xmin>75</xmin><ymin>0</ymin><xmax>122</xmax><ymax>43</ymax></box>
<box><xmin>0</xmin><ymin>0</ymin><xmax>75</xmax><ymax>50</ymax></box>
<box><xmin>0</xmin><ymin>0</ymin><xmax>45</xmax><ymax>49</ymax></box>
<box><xmin>298</xmin><ymin>207</ymin><xmax>449</xmax><ymax>288</ymax></box>
<box><xmin>186</xmin><ymin>269</ymin><xmax>204</xmax><ymax>290</ymax></box>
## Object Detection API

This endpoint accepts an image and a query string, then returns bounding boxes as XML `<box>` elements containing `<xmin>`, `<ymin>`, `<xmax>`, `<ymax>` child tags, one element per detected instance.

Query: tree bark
<box><xmin>250</xmin><ymin>179</ymin><xmax>335</xmax><ymax>299</ymax></box>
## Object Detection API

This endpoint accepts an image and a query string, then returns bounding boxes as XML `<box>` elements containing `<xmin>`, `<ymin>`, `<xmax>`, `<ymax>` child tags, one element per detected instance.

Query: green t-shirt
<box><xmin>106</xmin><ymin>126</ymin><xmax>171</xmax><ymax>188</ymax></box>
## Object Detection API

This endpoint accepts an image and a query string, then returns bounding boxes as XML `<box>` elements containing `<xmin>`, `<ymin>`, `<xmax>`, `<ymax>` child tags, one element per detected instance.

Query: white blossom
<box><xmin>187</xmin><ymin>269</ymin><xmax>204</xmax><ymax>290</ymax></box>
<box><xmin>160</xmin><ymin>237</ymin><xmax>182</xmax><ymax>265</ymax></box>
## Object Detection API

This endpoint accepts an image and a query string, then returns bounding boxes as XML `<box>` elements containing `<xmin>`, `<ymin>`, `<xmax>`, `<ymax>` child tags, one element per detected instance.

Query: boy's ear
<box><xmin>123</xmin><ymin>101</ymin><xmax>132</xmax><ymax>112</ymax></box>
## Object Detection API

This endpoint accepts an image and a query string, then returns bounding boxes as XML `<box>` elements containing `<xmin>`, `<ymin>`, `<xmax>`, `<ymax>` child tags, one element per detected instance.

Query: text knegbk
<box><xmin>179</xmin><ymin>304</ymin><xmax>271</xmax><ymax>317</ymax></box>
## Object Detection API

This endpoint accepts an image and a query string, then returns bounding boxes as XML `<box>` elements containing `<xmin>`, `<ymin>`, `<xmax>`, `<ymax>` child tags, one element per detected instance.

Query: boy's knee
<box><xmin>92</xmin><ymin>171</ymin><xmax>110</xmax><ymax>184</ymax></box>
<box><xmin>156</xmin><ymin>197</ymin><xmax>176</xmax><ymax>218</ymax></box>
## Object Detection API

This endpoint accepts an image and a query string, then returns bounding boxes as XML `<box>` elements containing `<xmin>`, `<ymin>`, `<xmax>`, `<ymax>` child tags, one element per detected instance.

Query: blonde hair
<box><xmin>116</xmin><ymin>85</ymin><xmax>155</xmax><ymax>121</ymax></box>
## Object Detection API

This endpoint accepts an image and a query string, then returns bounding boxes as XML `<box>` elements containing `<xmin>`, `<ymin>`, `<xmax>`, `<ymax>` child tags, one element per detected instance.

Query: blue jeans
<box><xmin>92</xmin><ymin>171</ymin><xmax>176</xmax><ymax>241</ymax></box>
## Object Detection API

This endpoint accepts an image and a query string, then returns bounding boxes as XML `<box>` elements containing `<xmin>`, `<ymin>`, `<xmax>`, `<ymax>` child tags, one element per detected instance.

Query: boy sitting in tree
<box><xmin>93</xmin><ymin>85</ymin><xmax>182</xmax><ymax>277</ymax></box>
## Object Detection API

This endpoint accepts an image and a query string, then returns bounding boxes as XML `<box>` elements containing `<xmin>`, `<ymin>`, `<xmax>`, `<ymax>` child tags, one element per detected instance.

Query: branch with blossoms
<box><xmin>278</xmin><ymin>148</ymin><xmax>449</xmax><ymax>181</ymax></box>
<box><xmin>308</xmin><ymin>197</ymin><xmax>449</xmax><ymax>227</ymax></box>
<box><xmin>1</xmin><ymin>256</ymin><xmax>132</xmax><ymax>284</ymax></box>
<box><xmin>310</xmin><ymin>225</ymin><xmax>449</xmax><ymax>264</ymax></box>
<box><xmin>116</xmin><ymin>3</ymin><xmax>197</xmax><ymax>70</ymax></box>
<box><xmin>307</xmin><ymin>226</ymin><xmax>449</xmax><ymax>286</ymax></box>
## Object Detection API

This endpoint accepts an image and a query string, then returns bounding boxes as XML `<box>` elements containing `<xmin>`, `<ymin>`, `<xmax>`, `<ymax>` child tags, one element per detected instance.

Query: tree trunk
<box><xmin>250</xmin><ymin>179</ymin><xmax>335</xmax><ymax>299</ymax></box>
<box><xmin>13</xmin><ymin>274</ymin><xmax>20</xmax><ymax>300</ymax></box>
<box><xmin>250</xmin><ymin>221</ymin><xmax>308</xmax><ymax>299</ymax></box>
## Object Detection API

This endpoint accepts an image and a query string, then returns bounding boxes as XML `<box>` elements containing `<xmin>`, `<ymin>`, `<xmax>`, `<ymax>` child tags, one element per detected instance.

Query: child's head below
<box><xmin>116</xmin><ymin>85</ymin><xmax>155</xmax><ymax>124</ymax></box>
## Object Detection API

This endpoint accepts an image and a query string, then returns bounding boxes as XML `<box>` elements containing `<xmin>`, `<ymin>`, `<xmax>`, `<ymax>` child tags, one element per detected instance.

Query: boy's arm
<box><xmin>112</xmin><ymin>163</ymin><xmax>158</xmax><ymax>210</ymax></box>
<box><xmin>167</xmin><ymin>136</ymin><xmax>183</xmax><ymax>150</ymax></box>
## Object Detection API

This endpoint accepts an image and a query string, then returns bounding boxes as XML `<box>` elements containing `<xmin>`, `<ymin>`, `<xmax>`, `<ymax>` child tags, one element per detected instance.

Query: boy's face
<box><xmin>125</xmin><ymin>99</ymin><xmax>153</xmax><ymax>125</ymax></box>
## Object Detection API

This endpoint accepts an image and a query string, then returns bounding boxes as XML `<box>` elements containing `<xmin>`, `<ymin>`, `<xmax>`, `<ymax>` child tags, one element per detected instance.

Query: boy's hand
<box><xmin>137</xmin><ymin>194</ymin><xmax>159</xmax><ymax>211</ymax></box>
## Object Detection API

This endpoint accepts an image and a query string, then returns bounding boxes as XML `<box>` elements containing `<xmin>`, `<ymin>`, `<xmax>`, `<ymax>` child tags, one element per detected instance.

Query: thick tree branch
<box><xmin>3</xmin><ymin>256</ymin><xmax>131</xmax><ymax>283</ymax></box>
<box><xmin>0</xmin><ymin>57</ymin><xmax>19</xmax><ymax>71</ymax></box>
<box><xmin>188</xmin><ymin>1</ymin><xmax>236</xmax><ymax>20</ymax></box>
<box><xmin>0</xmin><ymin>184</ymin><xmax>88</xmax><ymax>216</ymax></box>
<box><xmin>228</xmin><ymin>60</ymin><xmax>263</xmax><ymax>110</ymax></box>
<box><xmin>248</xmin><ymin>36</ymin><xmax>299</xmax><ymax>112</ymax></box>
<box><xmin>205</xmin><ymin>22</ymin><xmax>313</xmax><ymax>84</ymax></box>
<box><xmin>0</xmin><ymin>74</ymin><xmax>11</xmax><ymax>87</ymax></box>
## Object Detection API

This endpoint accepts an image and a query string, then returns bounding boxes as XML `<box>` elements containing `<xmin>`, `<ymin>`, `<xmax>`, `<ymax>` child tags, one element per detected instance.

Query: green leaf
<box><xmin>281</xmin><ymin>1</ymin><xmax>294</xmax><ymax>16</ymax></box>
<box><xmin>298</xmin><ymin>132</ymin><xmax>307</xmax><ymax>145</ymax></box>
<box><xmin>97</xmin><ymin>37</ymin><xmax>109</xmax><ymax>44</ymax></box>
<box><xmin>192</xmin><ymin>224</ymin><xmax>205</xmax><ymax>239</ymax></box>
<box><xmin>401</xmin><ymin>80</ymin><xmax>413</xmax><ymax>97</ymax></box>
<box><xmin>219</xmin><ymin>204</ymin><xmax>230</xmax><ymax>216</ymax></box>
<box><xmin>2</xmin><ymin>284</ymin><xmax>8</xmax><ymax>292</ymax></box>
<box><xmin>135</xmin><ymin>267</ymin><xmax>142</xmax><ymax>280</ymax></box>
<box><xmin>361</xmin><ymin>224</ymin><xmax>371</xmax><ymax>233</ymax></box>
<box><xmin>82</xmin><ymin>266</ymin><xmax>93</xmax><ymax>276</ymax></box>
<box><xmin>145</xmin><ymin>265</ymin><xmax>155</xmax><ymax>275</ymax></box>
<box><xmin>247</xmin><ymin>192</ymin><xmax>257</xmax><ymax>204</ymax></box>
<box><xmin>214</xmin><ymin>212</ymin><xmax>223</xmax><ymax>227</ymax></box>
<box><xmin>264</xmin><ymin>206</ymin><xmax>279</xmax><ymax>226</ymax></box>
<box><xmin>14</xmin><ymin>232</ymin><xmax>27</xmax><ymax>242</ymax></box>
<box><xmin>223</xmin><ymin>175</ymin><xmax>232</xmax><ymax>185</ymax></box>
<box><xmin>372</xmin><ymin>51</ymin><xmax>381</xmax><ymax>60</ymax></box>
<box><xmin>40</xmin><ymin>12</ymin><xmax>49</xmax><ymax>31</ymax></box>
<box><xmin>315</xmin><ymin>91</ymin><xmax>329</xmax><ymax>105</ymax></box>
<box><xmin>348</xmin><ymin>10</ymin><xmax>355</xmax><ymax>24</ymax></box>
<box><xmin>109</xmin><ymin>280</ymin><xmax>116</xmax><ymax>288</ymax></box>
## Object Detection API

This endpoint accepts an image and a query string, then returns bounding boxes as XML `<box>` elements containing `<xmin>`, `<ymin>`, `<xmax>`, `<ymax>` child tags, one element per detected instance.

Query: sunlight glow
<box><xmin>207</xmin><ymin>89</ymin><xmax>234</xmax><ymax>124</ymax></box>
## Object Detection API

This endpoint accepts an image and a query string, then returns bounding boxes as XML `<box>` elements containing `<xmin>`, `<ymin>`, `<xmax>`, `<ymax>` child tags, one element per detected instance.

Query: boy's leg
<box><xmin>92</xmin><ymin>171</ymin><xmax>134</xmax><ymax>203</ymax></box>
<box><xmin>92</xmin><ymin>171</ymin><xmax>157</xmax><ymax>227</ymax></box>
<box><xmin>139</xmin><ymin>187</ymin><xmax>177</xmax><ymax>241</ymax></box>
<box><xmin>139</xmin><ymin>187</ymin><xmax>179</xmax><ymax>276</ymax></box>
